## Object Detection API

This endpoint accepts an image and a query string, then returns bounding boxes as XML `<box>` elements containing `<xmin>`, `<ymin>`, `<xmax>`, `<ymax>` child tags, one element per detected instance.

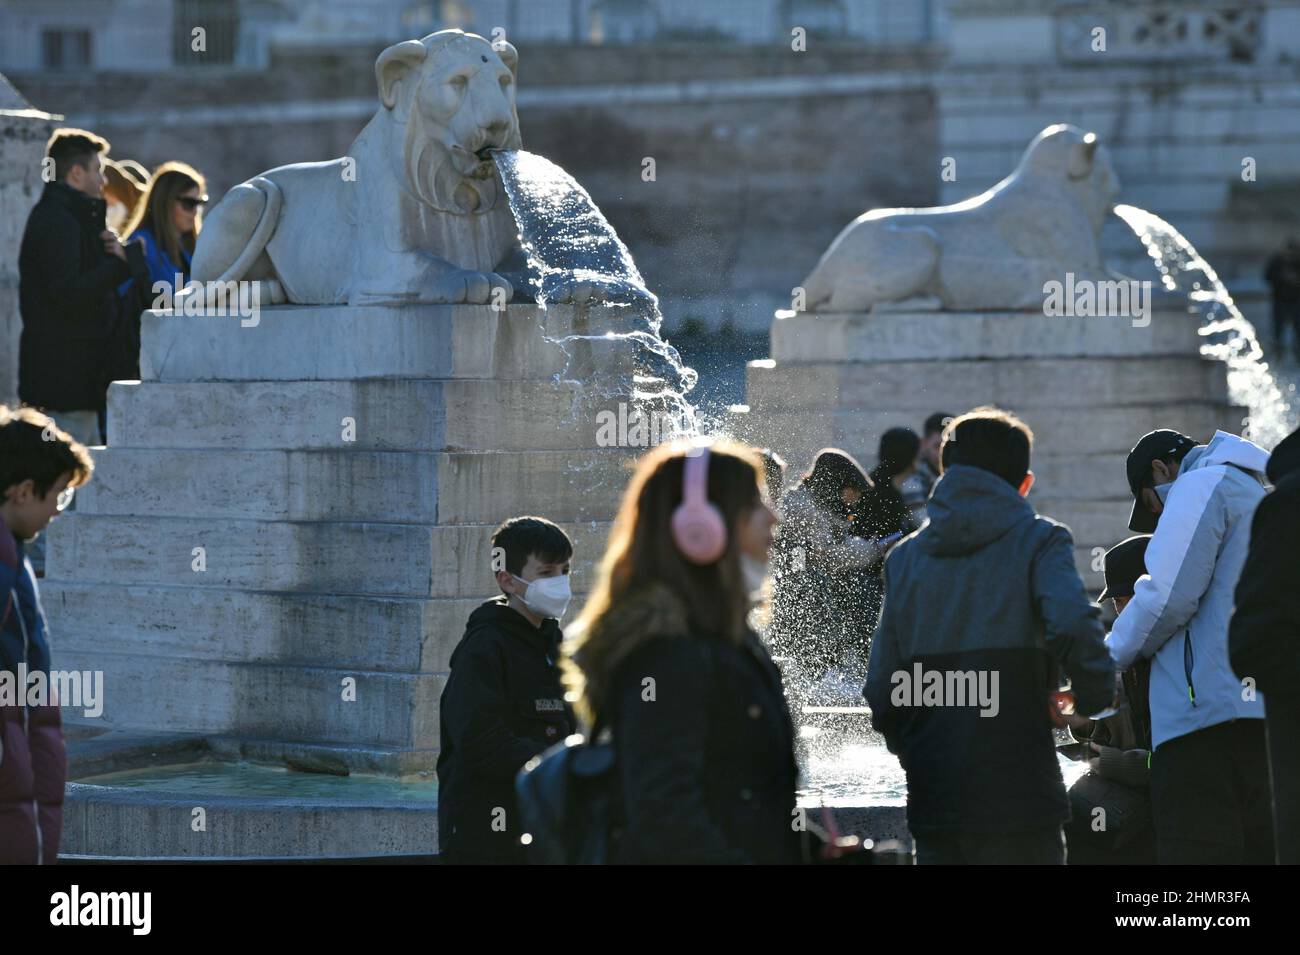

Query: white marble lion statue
<box><xmin>800</xmin><ymin>124</ymin><xmax>1121</xmax><ymax>313</ymax></box>
<box><xmin>190</xmin><ymin>29</ymin><xmax>599</xmax><ymax>307</ymax></box>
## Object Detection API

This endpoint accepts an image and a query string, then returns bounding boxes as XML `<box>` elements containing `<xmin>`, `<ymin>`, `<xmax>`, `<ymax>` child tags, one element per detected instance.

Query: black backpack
<box><xmin>515</xmin><ymin>732</ymin><xmax>621</xmax><ymax>865</ymax></box>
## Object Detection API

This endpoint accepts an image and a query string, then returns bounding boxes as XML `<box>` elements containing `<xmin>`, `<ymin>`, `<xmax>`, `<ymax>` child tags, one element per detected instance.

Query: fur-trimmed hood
<box><xmin>564</xmin><ymin>582</ymin><xmax>699</xmax><ymax>727</ymax></box>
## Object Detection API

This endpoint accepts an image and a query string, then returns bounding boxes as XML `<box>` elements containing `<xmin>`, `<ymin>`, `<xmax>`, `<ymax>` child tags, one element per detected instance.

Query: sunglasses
<box><xmin>176</xmin><ymin>195</ymin><xmax>208</xmax><ymax>211</ymax></box>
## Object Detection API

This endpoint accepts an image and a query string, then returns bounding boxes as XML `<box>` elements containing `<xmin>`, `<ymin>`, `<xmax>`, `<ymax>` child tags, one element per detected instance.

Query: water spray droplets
<box><xmin>493</xmin><ymin>148</ymin><xmax>699</xmax><ymax>439</ymax></box>
<box><xmin>1115</xmin><ymin>203</ymin><xmax>1295</xmax><ymax>447</ymax></box>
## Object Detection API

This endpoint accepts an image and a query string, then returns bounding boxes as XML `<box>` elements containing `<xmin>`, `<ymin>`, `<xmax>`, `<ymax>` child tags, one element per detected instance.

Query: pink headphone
<box><xmin>671</xmin><ymin>445</ymin><xmax>727</xmax><ymax>564</ymax></box>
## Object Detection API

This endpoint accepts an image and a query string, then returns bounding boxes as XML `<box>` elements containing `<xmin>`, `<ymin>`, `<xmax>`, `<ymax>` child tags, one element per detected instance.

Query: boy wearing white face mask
<box><xmin>437</xmin><ymin>516</ymin><xmax>577</xmax><ymax>864</ymax></box>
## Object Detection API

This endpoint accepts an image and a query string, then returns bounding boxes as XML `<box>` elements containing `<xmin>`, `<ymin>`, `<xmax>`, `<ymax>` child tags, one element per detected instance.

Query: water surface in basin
<box><xmin>798</xmin><ymin>724</ymin><xmax>1091</xmax><ymax>807</ymax></box>
<box><xmin>76</xmin><ymin>761</ymin><xmax>438</xmax><ymax>802</ymax></box>
<box><xmin>77</xmin><ymin>745</ymin><xmax>1088</xmax><ymax>811</ymax></box>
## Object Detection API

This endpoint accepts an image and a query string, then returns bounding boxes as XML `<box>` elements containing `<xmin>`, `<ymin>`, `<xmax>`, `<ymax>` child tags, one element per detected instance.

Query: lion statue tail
<box><xmin>203</xmin><ymin>176</ymin><xmax>284</xmax><ymax>287</ymax></box>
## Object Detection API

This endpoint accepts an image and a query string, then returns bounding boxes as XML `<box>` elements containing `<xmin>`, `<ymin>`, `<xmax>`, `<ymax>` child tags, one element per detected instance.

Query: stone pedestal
<box><xmin>44</xmin><ymin>302</ymin><xmax>632</xmax><ymax>777</ymax></box>
<box><xmin>0</xmin><ymin>87</ymin><xmax>61</xmax><ymax>405</ymax></box>
<box><xmin>741</xmin><ymin>307</ymin><xmax>1244</xmax><ymax>589</ymax></box>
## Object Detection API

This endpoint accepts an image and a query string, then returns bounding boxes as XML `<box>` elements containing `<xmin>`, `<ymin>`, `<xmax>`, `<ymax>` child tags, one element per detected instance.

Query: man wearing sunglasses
<box><xmin>1107</xmin><ymin>428</ymin><xmax>1273</xmax><ymax>864</ymax></box>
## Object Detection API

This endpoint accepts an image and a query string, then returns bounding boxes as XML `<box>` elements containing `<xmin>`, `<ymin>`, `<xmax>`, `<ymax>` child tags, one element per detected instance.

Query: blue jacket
<box><xmin>1</xmin><ymin>515</ymin><xmax>66</xmax><ymax>864</ymax></box>
<box><xmin>865</xmin><ymin>464</ymin><xmax>1114</xmax><ymax>833</ymax></box>
<box><xmin>1108</xmin><ymin>431</ymin><xmax>1269</xmax><ymax>749</ymax></box>
<box><xmin>117</xmin><ymin>227</ymin><xmax>192</xmax><ymax>303</ymax></box>
<box><xmin>0</xmin><ymin>522</ymin><xmax>51</xmax><ymax>676</ymax></box>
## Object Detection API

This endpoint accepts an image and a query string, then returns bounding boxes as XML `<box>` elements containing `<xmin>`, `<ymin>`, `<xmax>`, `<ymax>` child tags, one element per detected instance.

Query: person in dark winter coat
<box><xmin>563</xmin><ymin>440</ymin><xmax>804</xmax><ymax>864</ymax></box>
<box><xmin>865</xmin><ymin>408</ymin><xmax>1115</xmax><ymax>864</ymax></box>
<box><xmin>857</xmin><ymin>427</ymin><xmax>922</xmax><ymax>545</ymax></box>
<box><xmin>1064</xmin><ymin>535</ymin><xmax>1156</xmax><ymax>865</ymax></box>
<box><xmin>437</xmin><ymin>516</ymin><xmax>577</xmax><ymax>864</ymax></box>
<box><xmin>0</xmin><ymin>406</ymin><xmax>95</xmax><ymax>864</ymax></box>
<box><xmin>1230</xmin><ymin>425</ymin><xmax>1300</xmax><ymax>864</ymax></box>
<box><xmin>855</xmin><ymin>427</ymin><xmax>923</xmax><ymax>634</ymax></box>
<box><xmin>18</xmin><ymin>129</ymin><xmax>147</xmax><ymax>445</ymax></box>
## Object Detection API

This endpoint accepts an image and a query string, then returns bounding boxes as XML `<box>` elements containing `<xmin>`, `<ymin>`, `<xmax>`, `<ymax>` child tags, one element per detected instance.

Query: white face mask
<box><xmin>512</xmin><ymin>573</ymin><xmax>572</xmax><ymax>620</ymax></box>
<box><xmin>740</xmin><ymin>553</ymin><xmax>769</xmax><ymax>600</ymax></box>
<box><xmin>1154</xmin><ymin>482</ymin><xmax>1174</xmax><ymax>505</ymax></box>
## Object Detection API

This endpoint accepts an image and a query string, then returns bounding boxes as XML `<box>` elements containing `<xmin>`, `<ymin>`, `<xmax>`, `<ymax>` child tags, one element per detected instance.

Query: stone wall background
<box><xmin>0</xmin><ymin>76</ymin><xmax>60</xmax><ymax>405</ymax></box>
<box><xmin>4</xmin><ymin>3</ymin><xmax>1300</xmax><ymax>339</ymax></box>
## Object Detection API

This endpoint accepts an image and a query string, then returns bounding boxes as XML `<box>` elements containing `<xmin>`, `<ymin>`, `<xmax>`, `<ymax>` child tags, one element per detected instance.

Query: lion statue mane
<box><xmin>190</xmin><ymin>29</ymin><xmax>551</xmax><ymax>306</ymax></box>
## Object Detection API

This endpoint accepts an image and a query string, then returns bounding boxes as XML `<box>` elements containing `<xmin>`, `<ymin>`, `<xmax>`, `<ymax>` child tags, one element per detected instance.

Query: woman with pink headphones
<box><xmin>560</xmin><ymin>439</ymin><xmax>806</xmax><ymax>863</ymax></box>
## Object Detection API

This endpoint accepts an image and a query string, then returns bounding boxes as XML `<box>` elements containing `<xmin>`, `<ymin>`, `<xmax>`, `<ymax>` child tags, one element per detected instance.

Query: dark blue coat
<box><xmin>865</xmin><ymin>464</ymin><xmax>1113</xmax><ymax>835</ymax></box>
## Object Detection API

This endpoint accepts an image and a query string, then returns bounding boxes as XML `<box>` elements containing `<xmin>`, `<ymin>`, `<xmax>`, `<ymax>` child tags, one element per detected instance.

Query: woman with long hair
<box><xmin>122</xmin><ymin>160</ymin><xmax>207</xmax><ymax>297</ymax></box>
<box><xmin>767</xmin><ymin>448</ymin><xmax>883</xmax><ymax>694</ymax></box>
<box><xmin>561</xmin><ymin>439</ymin><xmax>802</xmax><ymax>864</ymax></box>
<box><xmin>102</xmin><ymin>157</ymin><xmax>148</xmax><ymax>235</ymax></box>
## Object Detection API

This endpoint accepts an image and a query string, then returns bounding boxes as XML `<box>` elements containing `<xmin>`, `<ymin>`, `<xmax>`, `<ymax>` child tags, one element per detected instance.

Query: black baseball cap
<box><xmin>1099</xmin><ymin>534</ymin><xmax>1151</xmax><ymax>601</ymax></box>
<box><xmin>1125</xmin><ymin>430</ymin><xmax>1198</xmax><ymax>532</ymax></box>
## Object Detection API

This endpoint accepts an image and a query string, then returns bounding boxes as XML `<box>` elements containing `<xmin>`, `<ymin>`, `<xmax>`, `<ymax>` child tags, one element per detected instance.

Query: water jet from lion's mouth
<box><xmin>491</xmin><ymin>147</ymin><xmax>700</xmax><ymax>435</ymax></box>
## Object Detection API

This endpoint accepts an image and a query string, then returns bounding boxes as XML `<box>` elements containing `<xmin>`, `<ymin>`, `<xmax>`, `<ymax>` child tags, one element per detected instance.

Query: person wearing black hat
<box><xmin>1063</xmin><ymin>535</ymin><xmax>1156</xmax><ymax>865</ymax></box>
<box><xmin>1123</xmin><ymin>429</ymin><xmax>1198</xmax><ymax>533</ymax></box>
<box><xmin>1230</xmin><ymin>425</ymin><xmax>1300</xmax><ymax>864</ymax></box>
<box><xmin>1109</xmin><ymin>428</ymin><xmax>1273</xmax><ymax>864</ymax></box>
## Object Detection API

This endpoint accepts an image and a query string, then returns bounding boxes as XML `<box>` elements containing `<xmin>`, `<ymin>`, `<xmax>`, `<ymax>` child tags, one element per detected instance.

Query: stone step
<box><xmin>735</xmin><ymin>402</ymin><xmax>1244</xmax><ymax>474</ymax></box>
<box><xmin>62</xmin><ymin>649</ymin><xmax>441</xmax><ymax>750</ymax></box>
<box><xmin>746</xmin><ymin>355</ymin><xmax>1228</xmax><ymax>412</ymax></box>
<box><xmin>107</xmin><ymin>378</ymin><xmax>638</xmax><ymax>452</ymax></box>
<box><xmin>63</xmin><ymin>782</ymin><xmax>439</xmax><ymax>858</ymax></box>
<box><xmin>139</xmin><ymin>302</ymin><xmax>641</xmax><ymax>382</ymax></box>
<box><xmin>43</xmin><ymin>514</ymin><xmax>611</xmax><ymax>598</ymax></box>
<box><xmin>42</xmin><ymin>582</ymin><xmax>478</xmax><ymax>674</ymax></box>
<box><xmin>771</xmin><ymin>306</ymin><xmax>1203</xmax><ymax>363</ymax></box>
<box><xmin>45</xmin><ymin>582</ymin><xmax>595</xmax><ymax>676</ymax></box>
<box><xmin>74</xmin><ymin>447</ymin><xmax>637</xmax><ymax>524</ymax></box>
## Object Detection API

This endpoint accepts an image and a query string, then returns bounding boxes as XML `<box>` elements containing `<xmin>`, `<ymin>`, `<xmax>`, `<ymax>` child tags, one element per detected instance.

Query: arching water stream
<box><xmin>1115</xmin><ymin>204</ymin><xmax>1296</xmax><ymax>446</ymax></box>
<box><xmin>493</xmin><ymin>149</ymin><xmax>699</xmax><ymax>435</ymax></box>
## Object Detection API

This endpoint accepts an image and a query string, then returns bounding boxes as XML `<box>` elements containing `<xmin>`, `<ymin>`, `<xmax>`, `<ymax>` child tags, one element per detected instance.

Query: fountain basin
<box><xmin>61</xmin><ymin>729</ymin><xmax>439</xmax><ymax>862</ymax></box>
<box><xmin>60</xmin><ymin>714</ymin><xmax>1087</xmax><ymax>861</ymax></box>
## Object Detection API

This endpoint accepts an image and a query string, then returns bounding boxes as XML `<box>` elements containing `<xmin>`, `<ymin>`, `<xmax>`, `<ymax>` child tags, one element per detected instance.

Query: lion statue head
<box><xmin>375</xmin><ymin>29</ymin><xmax>523</xmax><ymax>214</ymax></box>
<box><xmin>1016</xmin><ymin>124</ymin><xmax>1120</xmax><ymax>234</ymax></box>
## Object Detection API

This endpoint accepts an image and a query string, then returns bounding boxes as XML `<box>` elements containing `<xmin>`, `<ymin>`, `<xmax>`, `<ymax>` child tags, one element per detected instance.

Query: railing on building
<box><xmin>1055</xmin><ymin>1</ymin><xmax>1263</xmax><ymax>63</ymax></box>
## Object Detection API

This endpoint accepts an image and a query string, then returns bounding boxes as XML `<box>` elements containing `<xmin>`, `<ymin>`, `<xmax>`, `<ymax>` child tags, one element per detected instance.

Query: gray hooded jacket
<box><xmin>865</xmin><ymin>464</ymin><xmax>1113</xmax><ymax>832</ymax></box>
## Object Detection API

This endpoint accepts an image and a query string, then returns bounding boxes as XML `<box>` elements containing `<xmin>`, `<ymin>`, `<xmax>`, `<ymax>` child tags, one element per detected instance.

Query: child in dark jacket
<box><xmin>437</xmin><ymin>516</ymin><xmax>577</xmax><ymax>863</ymax></box>
<box><xmin>864</xmin><ymin>408</ymin><xmax>1115</xmax><ymax>864</ymax></box>
<box><xmin>0</xmin><ymin>406</ymin><xmax>94</xmax><ymax>864</ymax></box>
<box><xmin>1064</xmin><ymin>534</ymin><xmax>1156</xmax><ymax>864</ymax></box>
